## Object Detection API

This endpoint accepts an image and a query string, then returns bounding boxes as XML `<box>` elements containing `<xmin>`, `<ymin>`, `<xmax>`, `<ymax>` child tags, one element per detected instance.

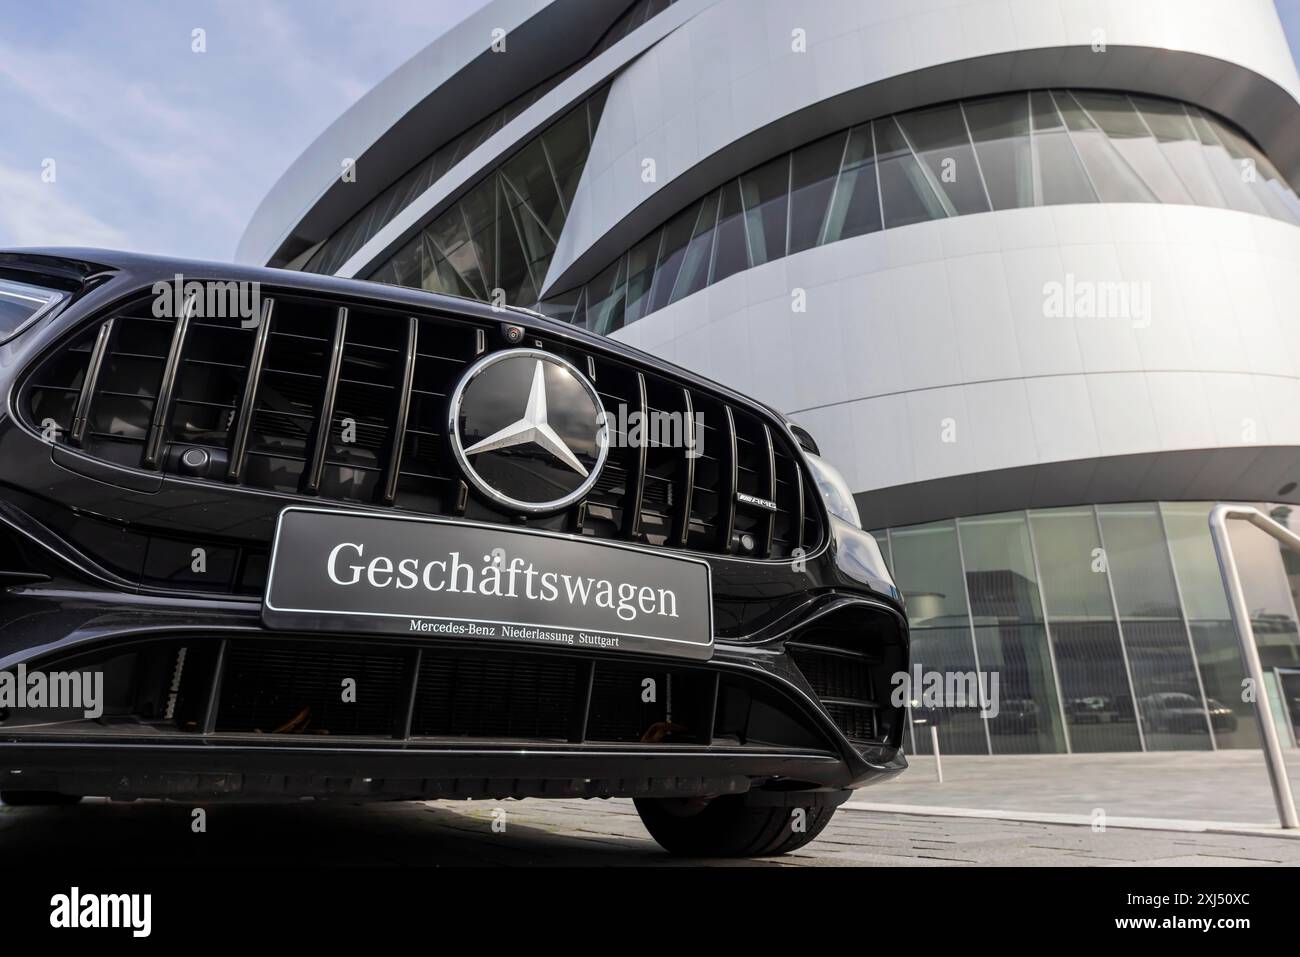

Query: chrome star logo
<box><xmin>463</xmin><ymin>359</ymin><xmax>588</xmax><ymax>476</ymax></box>
<box><xmin>448</xmin><ymin>348</ymin><xmax>608</xmax><ymax>514</ymax></box>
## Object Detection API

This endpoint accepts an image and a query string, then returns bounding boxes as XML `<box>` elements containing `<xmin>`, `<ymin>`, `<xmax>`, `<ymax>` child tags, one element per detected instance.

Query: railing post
<box><xmin>1208</xmin><ymin>503</ymin><xmax>1299</xmax><ymax>829</ymax></box>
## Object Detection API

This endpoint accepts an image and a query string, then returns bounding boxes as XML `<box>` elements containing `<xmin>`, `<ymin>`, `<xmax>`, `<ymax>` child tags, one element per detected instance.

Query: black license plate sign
<box><xmin>262</xmin><ymin>508</ymin><xmax>714</xmax><ymax>660</ymax></box>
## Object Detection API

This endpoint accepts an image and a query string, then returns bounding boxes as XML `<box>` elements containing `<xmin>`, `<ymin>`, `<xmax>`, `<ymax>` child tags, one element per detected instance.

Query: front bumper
<box><xmin>0</xmin><ymin>586</ymin><xmax>908</xmax><ymax>802</ymax></box>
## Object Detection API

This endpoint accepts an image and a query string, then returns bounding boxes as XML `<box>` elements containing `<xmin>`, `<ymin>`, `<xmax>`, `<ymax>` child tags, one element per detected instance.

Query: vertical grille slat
<box><xmin>69</xmin><ymin>318</ymin><xmax>115</xmax><ymax>448</ymax></box>
<box><xmin>142</xmin><ymin>293</ymin><xmax>196</xmax><ymax>469</ymax></box>
<box><xmin>226</xmin><ymin>298</ymin><xmax>275</xmax><ymax>483</ymax></box>
<box><xmin>718</xmin><ymin>405</ymin><xmax>737</xmax><ymax>553</ymax></box>
<box><xmin>303</xmin><ymin>306</ymin><xmax>348</xmax><ymax>495</ymax></box>
<box><xmin>761</xmin><ymin>423</ymin><xmax>777</xmax><ymax>558</ymax></box>
<box><xmin>675</xmin><ymin>387</ymin><xmax>696</xmax><ymax>547</ymax></box>
<box><xmin>794</xmin><ymin>455</ymin><xmax>806</xmax><ymax>552</ymax></box>
<box><xmin>381</xmin><ymin>316</ymin><xmax>420</xmax><ymax>505</ymax></box>
<box><xmin>621</xmin><ymin>371</ymin><xmax>648</xmax><ymax>540</ymax></box>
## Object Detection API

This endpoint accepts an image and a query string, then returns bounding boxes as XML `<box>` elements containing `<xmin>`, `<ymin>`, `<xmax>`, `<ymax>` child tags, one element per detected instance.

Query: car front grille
<box><xmin>7</xmin><ymin>635</ymin><xmax>833</xmax><ymax>752</ymax></box>
<box><xmin>22</xmin><ymin>287</ymin><xmax>821</xmax><ymax>580</ymax></box>
<box><xmin>786</xmin><ymin>604</ymin><xmax>908</xmax><ymax>748</ymax></box>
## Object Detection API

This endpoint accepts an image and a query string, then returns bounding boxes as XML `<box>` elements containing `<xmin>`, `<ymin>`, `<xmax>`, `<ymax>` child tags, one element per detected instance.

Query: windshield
<box><xmin>0</xmin><ymin>277</ymin><xmax>66</xmax><ymax>343</ymax></box>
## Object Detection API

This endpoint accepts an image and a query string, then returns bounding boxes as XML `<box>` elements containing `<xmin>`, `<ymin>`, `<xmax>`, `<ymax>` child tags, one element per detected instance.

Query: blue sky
<box><xmin>2</xmin><ymin>0</ymin><xmax>1298</xmax><ymax>263</ymax></box>
<box><xmin>0</xmin><ymin>0</ymin><xmax>489</xmax><ymax>261</ymax></box>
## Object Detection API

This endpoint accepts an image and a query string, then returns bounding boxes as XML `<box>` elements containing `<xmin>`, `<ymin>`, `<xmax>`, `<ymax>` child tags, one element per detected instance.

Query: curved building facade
<box><xmin>242</xmin><ymin>0</ymin><xmax>1300</xmax><ymax>755</ymax></box>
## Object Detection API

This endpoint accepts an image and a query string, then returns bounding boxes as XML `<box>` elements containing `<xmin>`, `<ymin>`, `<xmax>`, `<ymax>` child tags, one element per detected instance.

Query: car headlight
<box><xmin>806</xmin><ymin>452</ymin><xmax>861</xmax><ymax>529</ymax></box>
<box><xmin>0</xmin><ymin>277</ymin><xmax>66</xmax><ymax>345</ymax></box>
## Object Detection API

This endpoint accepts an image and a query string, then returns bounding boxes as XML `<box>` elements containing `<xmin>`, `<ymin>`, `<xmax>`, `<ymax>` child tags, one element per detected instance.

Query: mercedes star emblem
<box><xmin>448</xmin><ymin>348</ymin><xmax>608</xmax><ymax>513</ymax></box>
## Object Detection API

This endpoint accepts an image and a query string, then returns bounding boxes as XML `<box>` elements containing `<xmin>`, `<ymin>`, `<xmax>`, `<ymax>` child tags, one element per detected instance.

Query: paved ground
<box><xmin>861</xmin><ymin>750</ymin><xmax>1300</xmax><ymax>827</ymax></box>
<box><xmin>2</xmin><ymin>794</ymin><xmax>1299</xmax><ymax>866</ymax></box>
<box><xmin>4</xmin><ymin>751</ymin><xmax>1297</xmax><ymax>865</ymax></box>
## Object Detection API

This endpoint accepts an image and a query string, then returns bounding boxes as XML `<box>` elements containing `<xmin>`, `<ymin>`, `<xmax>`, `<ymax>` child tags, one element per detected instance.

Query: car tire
<box><xmin>0</xmin><ymin>791</ymin><xmax>84</xmax><ymax>806</ymax></box>
<box><xmin>634</xmin><ymin>794</ymin><xmax>836</xmax><ymax>857</ymax></box>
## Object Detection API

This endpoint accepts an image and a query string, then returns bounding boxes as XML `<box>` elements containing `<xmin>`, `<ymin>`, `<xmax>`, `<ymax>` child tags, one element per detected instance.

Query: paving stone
<box><xmin>3</xmin><ymin>796</ymin><xmax>1299</xmax><ymax>866</ymax></box>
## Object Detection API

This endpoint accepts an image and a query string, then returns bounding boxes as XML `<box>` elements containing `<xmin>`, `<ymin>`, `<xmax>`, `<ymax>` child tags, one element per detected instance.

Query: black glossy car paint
<box><xmin>0</xmin><ymin>248</ymin><xmax>908</xmax><ymax>803</ymax></box>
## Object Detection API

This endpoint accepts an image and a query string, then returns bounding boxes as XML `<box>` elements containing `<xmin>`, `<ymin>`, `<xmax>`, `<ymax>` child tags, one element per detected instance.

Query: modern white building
<box><xmin>240</xmin><ymin>0</ymin><xmax>1300</xmax><ymax>756</ymax></box>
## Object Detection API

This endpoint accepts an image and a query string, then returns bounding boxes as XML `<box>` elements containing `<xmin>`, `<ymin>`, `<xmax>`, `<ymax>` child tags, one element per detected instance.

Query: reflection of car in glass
<box><xmin>0</xmin><ymin>249</ymin><xmax>910</xmax><ymax>858</ymax></box>
<box><xmin>1139</xmin><ymin>693</ymin><xmax>1238</xmax><ymax>733</ymax></box>
<box><xmin>996</xmin><ymin>698</ymin><xmax>1039</xmax><ymax>734</ymax></box>
<box><xmin>1066</xmin><ymin>696</ymin><xmax>1123</xmax><ymax>724</ymax></box>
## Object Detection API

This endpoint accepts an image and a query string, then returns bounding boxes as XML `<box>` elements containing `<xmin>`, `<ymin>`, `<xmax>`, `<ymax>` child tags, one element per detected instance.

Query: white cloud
<box><xmin>0</xmin><ymin>0</ymin><xmax>490</xmax><ymax>261</ymax></box>
<box><xmin>0</xmin><ymin>160</ymin><xmax>130</xmax><ymax>249</ymax></box>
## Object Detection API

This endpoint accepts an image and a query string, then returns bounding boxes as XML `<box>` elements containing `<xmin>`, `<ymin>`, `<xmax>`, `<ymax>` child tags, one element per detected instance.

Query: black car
<box><xmin>0</xmin><ymin>249</ymin><xmax>908</xmax><ymax>857</ymax></box>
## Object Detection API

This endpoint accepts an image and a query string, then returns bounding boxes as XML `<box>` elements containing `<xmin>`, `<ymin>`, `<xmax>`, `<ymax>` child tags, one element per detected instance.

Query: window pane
<box><xmin>974</xmin><ymin>624</ymin><xmax>1065</xmax><ymax>753</ymax></box>
<box><xmin>788</xmin><ymin>132</ymin><xmax>846</xmax><ymax>253</ymax></box>
<box><xmin>623</xmin><ymin>231</ymin><xmax>661</xmax><ymax>323</ymax></box>
<box><xmin>1125</xmin><ymin>621</ymin><xmax>1213</xmax><ymax>750</ymax></box>
<box><xmin>1097</xmin><ymin>504</ymin><xmax>1180</xmax><ymax>619</ymax></box>
<box><xmin>1189</xmin><ymin>622</ymin><xmax>1260</xmax><ymax>749</ymax></box>
<box><xmin>372</xmin><ymin>234</ymin><xmax>422</xmax><ymax>289</ymax></box>
<box><xmin>423</xmin><ymin>234</ymin><xmax>475</xmax><ymax>298</ymax></box>
<box><xmin>870</xmin><ymin>529</ymin><xmax>891</xmax><ymax>571</ymax></box>
<box><xmin>1206</xmin><ymin>116</ymin><xmax>1300</xmax><ymax>224</ymax></box>
<box><xmin>823</xmin><ymin>124</ymin><xmax>882</xmax><ymax>242</ymax></box>
<box><xmin>426</xmin><ymin>202</ymin><xmax>486</xmax><ymax>299</ymax></box>
<box><xmin>500</xmin><ymin>173</ymin><xmax>556</xmax><ymax>282</ymax></box>
<box><xmin>739</xmin><ymin>154</ymin><xmax>789</xmax><ymax>266</ymax></box>
<box><xmin>1054</xmin><ymin>90</ymin><xmax>1153</xmax><ymax>203</ymax></box>
<box><xmin>1050</xmin><ymin>621</ymin><xmax>1142</xmax><ymax>751</ymax></box>
<box><xmin>1072</xmin><ymin>91</ymin><xmax>1191</xmax><ymax>204</ymax></box>
<box><xmin>1132</xmin><ymin>95</ymin><xmax>1226</xmax><ymax>208</ymax></box>
<box><xmin>569</xmin><ymin>286</ymin><xmax>587</xmax><ymax>329</ymax></box>
<box><xmin>1097</xmin><ymin>504</ymin><xmax>1210</xmax><ymax>751</ymax></box>
<box><xmin>896</xmin><ymin>102</ymin><xmax>990</xmax><ymax>215</ymax></box>
<box><xmin>960</xmin><ymin>512</ymin><xmax>1064</xmax><ymax>754</ymax></box>
<box><xmin>959</xmin><ymin>512</ymin><xmax>1044</xmax><ymax>622</ymax></box>
<box><xmin>585</xmin><ymin>255</ymin><xmax>627</xmax><ymax>334</ymax></box>
<box><xmin>1030</xmin><ymin>507</ymin><xmax>1141</xmax><ymax>752</ymax></box>
<box><xmin>535</xmin><ymin>287</ymin><xmax>582</xmax><ymax>324</ymax></box>
<box><xmin>889</xmin><ymin>521</ymin><xmax>986</xmax><ymax>756</ymax></box>
<box><xmin>669</xmin><ymin>189</ymin><xmax>720</xmax><ymax>303</ymax></box>
<box><xmin>907</xmin><ymin>627</ymin><xmax>989</xmax><ymax>755</ymax></box>
<box><xmin>964</xmin><ymin>93</ymin><xmax>1033</xmax><ymax>210</ymax></box>
<box><xmin>1226</xmin><ymin>520</ymin><xmax>1300</xmax><ymax>653</ymax></box>
<box><xmin>541</xmin><ymin>104</ymin><xmax>593</xmax><ymax>216</ymax></box>
<box><xmin>1030</xmin><ymin>91</ymin><xmax>1097</xmax><ymax>205</ymax></box>
<box><xmin>1187</xmin><ymin>107</ymin><xmax>1267</xmax><ymax>215</ymax></box>
<box><xmin>874</xmin><ymin>116</ymin><xmax>948</xmax><ymax>228</ymax></box>
<box><xmin>648</xmin><ymin>200</ymin><xmax>705</xmax><ymax>313</ymax></box>
<box><xmin>1161</xmin><ymin>502</ymin><xmax>1231</xmax><ymax>622</ymax></box>
<box><xmin>494</xmin><ymin>178</ymin><xmax>537</xmax><ymax>305</ymax></box>
<box><xmin>891</xmin><ymin>521</ymin><xmax>971</xmax><ymax>625</ymax></box>
<box><xmin>458</xmin><ymin>182</ymin><xmax>497</xmax><ymax>298</ymax></box>
<box><xmin>710</xmin><ymin>179</ymin><xmax>750</xmax><ymax>284</ymax></box>
<box><xmin>1029</xmin><ymin>508</ymin><xmax>1113</xmax><ymax>620</ymax></box>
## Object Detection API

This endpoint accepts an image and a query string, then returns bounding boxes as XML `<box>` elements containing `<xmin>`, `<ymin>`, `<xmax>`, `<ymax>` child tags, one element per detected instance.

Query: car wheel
<box><xmin>634</xmin><ymin>794</ymin><xmax>836</xmax><ymax>857</ymax></box>
<box><xmin>0</xmin><ymin>791</ymin><xmax>84</xmax><ymax>806</ymax></box>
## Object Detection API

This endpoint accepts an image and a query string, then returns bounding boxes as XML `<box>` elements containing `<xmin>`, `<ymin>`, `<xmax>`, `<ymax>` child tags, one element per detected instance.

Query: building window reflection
<box><xmin>542</xmin><ymin>91</ymin><xmax>1300</xmax><ymax>327</ymax></box>
<box><xmin>875</xmin><ymin>502</ymin><xmax>1300</xmax><ymax>756</ymax></box>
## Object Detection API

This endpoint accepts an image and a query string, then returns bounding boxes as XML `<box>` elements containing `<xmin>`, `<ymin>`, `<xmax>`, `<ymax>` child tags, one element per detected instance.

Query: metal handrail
<box><xmin>1208</xmin><ymin>504</ymin><xmax>1299</xmax><ymax>829</ymax></box>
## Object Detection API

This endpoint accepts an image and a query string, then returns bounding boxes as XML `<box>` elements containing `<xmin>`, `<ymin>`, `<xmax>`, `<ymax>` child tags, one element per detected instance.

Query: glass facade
<box><xmin>365</xmin><ymin>87</ymin><xmax>610</xmax><ymax>306</ymax></box>
<box><xmin>873</xmin><ymin>502</ymin><xmax>1300</xmax><ymax>755</ymax></box>
<box><xmin>541</xmin><ymin>90</ymin><xmax>1300</xmax><ymax>331</ymax></box>
<box><xmin>303</xmin><ymin>0</ymin><xmax>680</xmax><ymax>276</ymax></box>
